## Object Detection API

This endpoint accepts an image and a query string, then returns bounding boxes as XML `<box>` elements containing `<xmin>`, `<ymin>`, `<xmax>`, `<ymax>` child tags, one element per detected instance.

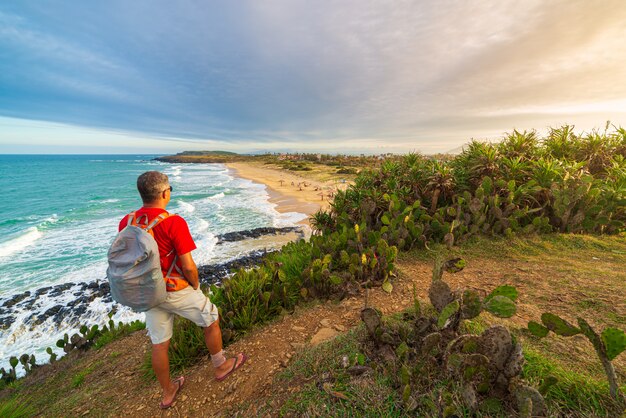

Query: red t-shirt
<box><xmin>118</xmin><ymin>207</ymin><xmax>197</xmax><ymax>282</ymax></box>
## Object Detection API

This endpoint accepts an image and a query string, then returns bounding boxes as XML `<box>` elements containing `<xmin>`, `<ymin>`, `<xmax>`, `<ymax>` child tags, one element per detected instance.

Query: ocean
<box><xmin>0</xmin><ymin>155</ymin><xmax>307</xmax><ymax>373</ymax></box>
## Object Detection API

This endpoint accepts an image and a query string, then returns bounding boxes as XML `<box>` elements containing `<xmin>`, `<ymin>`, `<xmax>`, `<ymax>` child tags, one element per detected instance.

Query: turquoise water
<box><xmin>0</xmin><ymin>155</ymin><xmax>306</xmax><ymax>370</ymax></box>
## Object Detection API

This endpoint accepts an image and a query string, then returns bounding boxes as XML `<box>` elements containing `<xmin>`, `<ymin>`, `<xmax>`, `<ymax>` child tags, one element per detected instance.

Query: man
<box><xmin>119</xmin><ymin>171</ymin><xmax>246</xmax><ymax>409</ymax></box>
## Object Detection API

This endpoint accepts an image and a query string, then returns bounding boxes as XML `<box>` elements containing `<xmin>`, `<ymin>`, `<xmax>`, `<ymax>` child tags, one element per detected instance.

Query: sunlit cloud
<box><xmin>1</xmin><ymin>1</ymin><xmax>625</xmax><ymax>153</ymax></box>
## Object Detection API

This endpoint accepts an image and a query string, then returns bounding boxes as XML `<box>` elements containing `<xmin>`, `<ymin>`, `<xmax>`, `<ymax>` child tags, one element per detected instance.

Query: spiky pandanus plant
<box><xmin>542</xmin><ymin>125</ymin><xmax>579</xmax><ymax>160</ymax></box>
<box><xmin>310</xmin><ymin>210</ymin><xmax>335</xmax><ymax>235</ymax></box>
<box><xmin>500</xmin><ymin>156</ymin><xmax>531</xmax><ymax>184</ymax></box>
<box><xmin>451</xmin><ymin>140</ymin><xmax>500</xmax><ymax>190</ymax></box>
<box><xmin>576</xmin><ymin>131</ymin><xmax>621</xmax><ymax>176</ymax></box>
<box><xmin>528</xmin><ymin>157</ymin><xmax>565</xmax><ymax>213</ymax></box>
<box><xmin>405</xmin><ymin>157</ymin><xmax>429</xmax><ymax>201</ymax></box>
<box><xmin>498</xmin><ymin>129</ymin><xmax>540</xmax><ymax>160</ymax></box>
<box><xmin>425</xmin><ymin>160</ymin><xmax>455</xmax><ymax>213</ymax></box>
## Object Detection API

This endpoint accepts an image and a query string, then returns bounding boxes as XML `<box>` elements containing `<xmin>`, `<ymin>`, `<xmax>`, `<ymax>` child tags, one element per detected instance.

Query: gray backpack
<box><xmin>106</xmin><ymin>212</ymin><xmax>175</xmax><ymax>312</ymax></box>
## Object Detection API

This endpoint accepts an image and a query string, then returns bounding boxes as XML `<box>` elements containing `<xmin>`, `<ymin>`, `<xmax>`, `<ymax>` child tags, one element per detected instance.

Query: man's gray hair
<box><xmin>137</xmin><ymin>171</ymin><xmax>170</xmax><ymax>203</ymax></box>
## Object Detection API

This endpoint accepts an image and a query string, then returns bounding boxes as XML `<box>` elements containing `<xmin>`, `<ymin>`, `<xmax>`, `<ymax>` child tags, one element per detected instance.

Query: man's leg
<box><xmin>203</xmin><ymin>320</ymin><xmax>245</xmax><ymax>378</ymax></box>
<box><xmin>152</xmin><ymin>340</ymin><xmax>181</xmax><ymax>405</ymax></box>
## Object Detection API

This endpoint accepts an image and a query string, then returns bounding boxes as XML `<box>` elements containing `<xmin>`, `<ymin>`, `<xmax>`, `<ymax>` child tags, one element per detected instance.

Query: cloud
<box><xmin>0</xmin><ymin>1</ymin><xmax>625</xmax><ymax>153</ymax></box>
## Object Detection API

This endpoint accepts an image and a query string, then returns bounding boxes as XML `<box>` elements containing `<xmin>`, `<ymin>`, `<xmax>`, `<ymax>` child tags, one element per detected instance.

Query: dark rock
<box><xmin>216</xmin><ymin>226</ymin><xmax>303</xmax><ymax>243</ymax></box>
<box><xmin>198</xmin><ymin>249</ymin><xmax>275</xmax><ymax>285</ymax></box>
<box><xmin>0</xmin><ymin>315</ymin><xmax>15</xmax><ymax>330</ymax></box>
<box><xmin>42</xmin><ymin>304</ymin><xmax>62</xmax><ymax>317</ymax></box>
<box><xmin>87</xmin><ymin>282</ymin><xmax>99</xmax><ymax>290</ymax></box>
<box><xmin>36</xmin><ymin>286</ymin><xmax>52</xmax><ymax>295</ymax></box>
<box><xmin>2</xmin><ymin>291</ymin><xmax>31</xmax><ymax>308</ymax></box>
<box><xmin>49</xmin><ymin>283</ymin><xmax>73</xmax><ymax>297</ymax></box>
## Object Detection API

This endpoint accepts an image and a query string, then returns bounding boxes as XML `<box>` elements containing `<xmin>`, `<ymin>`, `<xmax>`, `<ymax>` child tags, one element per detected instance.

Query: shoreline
<box><xmin>226</xmin><ymin>161</ymin><xmax>340</xmax><ymax>226</ymax></box>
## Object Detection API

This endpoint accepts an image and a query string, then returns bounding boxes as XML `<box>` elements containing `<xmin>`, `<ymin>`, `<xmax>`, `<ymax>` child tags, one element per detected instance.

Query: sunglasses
<box><xmin>163</xmin><ymin>186</ymin><xmax>173</xmax><ymax>193</ymax></box>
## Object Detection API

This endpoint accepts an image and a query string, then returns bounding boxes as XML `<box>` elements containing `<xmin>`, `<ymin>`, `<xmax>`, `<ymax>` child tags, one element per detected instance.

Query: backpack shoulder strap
<box><xmin>145</xmin><ymin>212</ymin><xmax>177</xmax><ymax>232</ymax></box>
<box><xmin>126</xmin><ymin>212</ymin><xmax>137</xmax><ymax>227</ymax></box>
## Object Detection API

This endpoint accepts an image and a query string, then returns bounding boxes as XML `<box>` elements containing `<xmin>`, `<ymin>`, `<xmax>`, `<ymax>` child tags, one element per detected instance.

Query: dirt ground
<box><xmin>8</xmin><ymin>236</ymin><xmax>626</xmax><ymax>417</ymax></box>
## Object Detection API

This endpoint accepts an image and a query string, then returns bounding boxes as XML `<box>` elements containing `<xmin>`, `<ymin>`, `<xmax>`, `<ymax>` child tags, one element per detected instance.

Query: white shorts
<box><xmin>145</xmin><ymin>286</ymin><xmax>219</xmax><ymax>344</ymax></box>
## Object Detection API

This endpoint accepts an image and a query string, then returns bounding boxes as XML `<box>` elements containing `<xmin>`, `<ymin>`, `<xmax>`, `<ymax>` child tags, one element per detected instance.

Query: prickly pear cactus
<box><xmin>512</xmin><ymin>383</ymin><xmax>547</xmax><ymax>417</ymax></box>
<box><xmin>478</xmin><ymin>326</ymin><xmax>513</xmax><ymax>371</ymax></box>
<box><xmin>503</xmin><ymin>343</ymin><xmax>524</xmax><ymax>378</ymax></box>
<box><xmin>461</xmin><ymin>290</ymin><xmax>482</xmax><ymax>319</ymax></box>
<box><xmin>361</xmin><ymin>307</ymin><xmax>381</xmax><ymax>337</ymax></box>
<box><xmin>360</xmin><ymin>258</ymin><xmax>541</xmax><ymax>415</ymax></box>
<box><xmin>529</xmin><ymin>314</ymin><xmax>626</xmax><ymax>402</ymax></box>
<box><xmin>421</xmin><ymin>332</ymin><xmax>441</xmax><ymax>356</ymax></box>
<box><xmin>601</xmin><ymin>328</ymin><xmax>626</xmax><ymax>361</ymax></box>
<box><xmin>46</xmin><ymin>347</ymin><xmax>57</xmax><ymax>363</ymax></box>
<box><xmin>429</xmin><ymin>279</ymin><xmax>454</xmax><ymax>313</ymax></box>
<box><xmin>541</xmin><ymin>313</ymin><xmax>580</xmax><ymax>336</ymax></box>
<box><xmin>437</xmin><ymin>301</ymin><xmax>460</xmax><ymax>329</ymax></box>
<box><xmin>483</xmin><ymin>295</ymin><xmax>516</xmax><ymax>318</ymax></box>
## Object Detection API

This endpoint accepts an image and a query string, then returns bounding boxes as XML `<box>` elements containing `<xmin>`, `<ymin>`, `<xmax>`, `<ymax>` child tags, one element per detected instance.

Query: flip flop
<box><xmin>159</xmin><ymin>376</ymin><xmax>185</xmax><ymax>409</ymax></box>
<box><xmin>215</xmin><ymin>353</ymin><xmax>248</xmax><ymax>382</ymax></box>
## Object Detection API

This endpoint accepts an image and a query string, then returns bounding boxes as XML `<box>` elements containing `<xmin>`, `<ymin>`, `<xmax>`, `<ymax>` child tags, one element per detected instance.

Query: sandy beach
<box><xmin>226</xmin><ymin>161</ymin><xmax>347</xmax><ymax>225</ymax></box>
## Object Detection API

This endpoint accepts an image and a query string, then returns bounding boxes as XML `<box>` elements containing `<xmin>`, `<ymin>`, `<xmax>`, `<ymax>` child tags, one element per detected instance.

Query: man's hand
<box><xmin>178</xmin><ymin>252</ymin><xmax>200</xmax><ymax>290</ymax></box>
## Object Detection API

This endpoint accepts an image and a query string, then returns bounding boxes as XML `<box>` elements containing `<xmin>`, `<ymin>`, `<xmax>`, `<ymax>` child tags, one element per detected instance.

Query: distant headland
<box><xmin>154</xmin><ymin>150</ymin><xmax>247</xmax><ymax>163</ymax></box>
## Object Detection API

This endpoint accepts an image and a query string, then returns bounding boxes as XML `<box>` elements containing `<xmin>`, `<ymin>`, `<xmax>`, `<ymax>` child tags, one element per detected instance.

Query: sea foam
<box><xmin>0</xmin><ymin>227</ymin><xmax>42</xmax><ymax>258</ymax></box>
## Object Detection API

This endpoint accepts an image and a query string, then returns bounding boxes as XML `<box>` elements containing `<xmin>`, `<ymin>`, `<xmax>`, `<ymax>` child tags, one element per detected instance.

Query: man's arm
<box><xmin>178</xmin><ymin>252</ymin><xmax>199</xmax><ymax>290</ymax></box>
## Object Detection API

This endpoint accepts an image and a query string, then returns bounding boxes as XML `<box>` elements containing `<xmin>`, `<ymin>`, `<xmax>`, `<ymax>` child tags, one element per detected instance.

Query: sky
<box><xmin>1</xmin><ymin>1</ymin><xmax>626</xmax><ymax>154</ymax></box>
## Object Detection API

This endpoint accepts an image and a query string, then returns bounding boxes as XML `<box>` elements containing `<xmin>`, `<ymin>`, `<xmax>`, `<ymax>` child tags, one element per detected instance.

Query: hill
<box><xmin>1</xmin><ymin>234</ymin><xmax>624</xmax><ymax>417</ymax></box>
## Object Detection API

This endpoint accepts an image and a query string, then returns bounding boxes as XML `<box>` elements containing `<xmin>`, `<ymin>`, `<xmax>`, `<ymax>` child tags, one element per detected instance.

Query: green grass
<box><xmin>0</xmin><ymin>397</ymin><xmax>35</xmax><ymax>418</ymax></box>
<box><xmin>522</xmin><ymin>347</ymin><xmax>626</xmax><ymax>417</ymax></box>
<box><xmin>140</xmin><ymin>316</ymin><xmax>206</xmax><ymax>380</ymax></box>
<box><xmin>93</xmin><ymin>320</ymin><xmax>145</xmax><ymax>349</ymax></box>
<box><xmin>400</xmin><ymin>233</ymin><xmax>626</xmax><ymax>264</ymax></box>
<box><xmin>71</xmin><ymin>361</ymin><xmax>100</xmax><ymax>388</ymax></box>
<box><xmin>274</xmin><ymin>328</ymin><xmax>406</xmax><ymax>417</ymax></box>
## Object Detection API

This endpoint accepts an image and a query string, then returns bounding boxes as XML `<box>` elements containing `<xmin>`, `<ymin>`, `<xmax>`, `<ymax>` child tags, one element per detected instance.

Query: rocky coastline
<box><xmin>0</xmin><ymin>226</ymin><xmax>304</xmax><ymax>333</ymax></box>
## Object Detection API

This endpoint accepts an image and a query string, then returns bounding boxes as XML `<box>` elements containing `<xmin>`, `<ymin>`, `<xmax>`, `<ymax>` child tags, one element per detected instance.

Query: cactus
<box><xmin>396</xmin><ymin>342</ymin><xmax>409</xmax><ymax>362</ymax></box>
<box><xmin>601</xmin><ymin>328</ymin><xmax>626</xmax><ymax>361</ymax></box>
<box><xmin>46</xmin><ymin>347</ymin><xmax>57</xmax><ymax>363</ymax></box>
<box><xmin>56</xmin><ymin>333</ymin><xmax>69</xmax><ymax>349</ymax></box>
<box><xmin>461</xmin><ymin>290</ymin><xmax>482</xmax><ymax>319</ymax></box>
<box><xmin>19</xmin><ymin>354</ymin><xmax>31</xmax><ymax>373</ymax></box>
<box><xmin>86</xmin><ymin>324</ymin><xmax>100</xmax><ymax>342</ymax></box>
<box><xmin>361</xmin><ymin>307</ymin><xmax>381</xmax><ymax>337</ymax></box>
<box><xmin>442</xmin><ymin>257</ymin><xmax>465</xmax><ymax>273</ymax></box>
<box><xmin>29</xmin><ymin>354</ymin><xmax>36</xmax><ymax>369</ymax></box>
<box><xmin>421</xmin><ymin>332</ymin><xmax>441</xmax><ymax>356</ymax></box>
<box><xmin>477</xmin><ymin>326</ymin><xmax>513</xmax><ymax>371</ymax></box>
<box><xmin>484</xmin><ymin>285</ymin><xmax>518</xmax><ymax>303</ymax></box>
<box><xmin>540</xmin><ymin>313</ymin><xmax>580</xmax><ymax>336</ymax></box>
<box><xmin>503</xmin><ymin>343</ymin><xmax>524</xmax><ymax>378</ymax></box>
<box><xmin>483</xmin><ymin>295</ymin><xmax>516</xmax><ymax>318</ymax></box>
<box><xmin>359</xmin><ymin>258</ymin><xmax>541</xmax><ymax>415</ymax></box>
<box><xmin>527</xmin><ymin>321</ymin><xmax>549</xmax><ymax>338</ymax></box>
<box><xmin>402</xmin><ymin>383</ymin><xmax>411</xmax><ymax>404</ymax></box>
<box><xmin>412</xmin><ymin>283</ymin><xmax>421</xmax><ymax>318</ymax></box>
<box><xmin>437</xmin><ymin>300</ymin><xmax>460</xmax><ymax>329</ymax></box>
<box><xmin>512</xmin><ymin>384</ymin><xmax>547</xmax><ymax>417</ymax></box>
<box><xmin>429</xmin><ymin>279</ymin><xmax>453</xmax><ymax>313</ymax></box>
<box><xmin>400</xmin><ymin>364</ymin><xmax>411</xmax><ymax>385</ymax></box>
<box><xmin>529</xmin><ymin>314</ymin><xmax>625</xmax><ymax>401</ymax></box>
